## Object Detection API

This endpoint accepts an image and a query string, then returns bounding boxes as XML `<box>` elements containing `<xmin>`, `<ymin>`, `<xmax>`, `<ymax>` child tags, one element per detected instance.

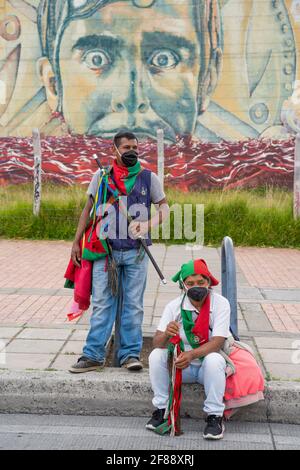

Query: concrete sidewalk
<box><xmin>0</xmin><ymin>240</ymin><xmax>300</xmax><ymax>423</ymax></box>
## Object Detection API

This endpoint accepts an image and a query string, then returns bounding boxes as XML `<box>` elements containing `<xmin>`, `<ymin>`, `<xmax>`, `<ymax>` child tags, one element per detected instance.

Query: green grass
<box><xmin>0</xmin><ymin>183</ymin><xmax>299</xmax><ymax>247</ymax></box>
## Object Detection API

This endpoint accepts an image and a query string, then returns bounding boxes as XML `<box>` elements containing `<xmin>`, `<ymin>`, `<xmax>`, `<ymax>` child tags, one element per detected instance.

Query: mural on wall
<box><xmin>0</xmin><ymin>0</ymin><xmax>300</xmax><ymax>188</ymax></box>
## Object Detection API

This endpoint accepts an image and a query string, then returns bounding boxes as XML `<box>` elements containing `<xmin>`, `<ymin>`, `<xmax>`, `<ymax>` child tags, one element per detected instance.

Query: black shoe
<box><xmin>69</xmin><ymin>356</ymin><xmax>105</xmax><ymax>373</ymax></box>
<box><xmin>145</xmin><ymin>408</ymin><xmax>166</xmax><ymax>430</ymax></box>
<box><xmin>203</xmin><ymin>415</ymin><xmax>225</xmax><ymax>440</ymax></box>
<box><xmin>122</xmin><ymin>357</ymin><xmax>143</xmax><ymax>371</ymax></box>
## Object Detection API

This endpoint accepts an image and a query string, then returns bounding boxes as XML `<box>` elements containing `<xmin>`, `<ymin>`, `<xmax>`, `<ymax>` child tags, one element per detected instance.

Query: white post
<box><xmin>32</xmin><ymin>128</ymin><xmax>42</xmax><ymax>216</ymax></box>
<box><xmin>156</xmin><ymin>128</ymin><xmax>164</xmax><ymax>191</ymax></box>
<box><xmin>294</xmin><ymin>134</ymin><xmax>300</xmax><ymax>219</ymax></box>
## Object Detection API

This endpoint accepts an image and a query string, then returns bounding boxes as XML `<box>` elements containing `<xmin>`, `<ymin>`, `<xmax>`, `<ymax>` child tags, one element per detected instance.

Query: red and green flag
<box><xmin>111</xmin><ymin>159</ymin><xmax>142</xmax><ymax>194</ymax></box>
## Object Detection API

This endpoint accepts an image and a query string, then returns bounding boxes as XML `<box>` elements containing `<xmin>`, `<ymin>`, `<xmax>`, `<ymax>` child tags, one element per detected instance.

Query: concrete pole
<box><xmin>156</xmin><ymin>129</ymin><xmax>164</xmax><ymax>191</ymax></box>
<box><xmin>32</xmin><ymin>128</ymin><xmax>42</xmax><ymax>216</ymax></box>
<box><xmin>294</xmin><ymin>134</ymin><xmax>300</xmax><ymax>219</ymax></box>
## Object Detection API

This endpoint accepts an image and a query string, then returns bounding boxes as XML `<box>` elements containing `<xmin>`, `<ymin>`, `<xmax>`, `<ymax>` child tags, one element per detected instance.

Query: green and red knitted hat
<box><xmin>172</xmin><ymin>259</ymin><xmax>219</xmax><ymax>286</ymax></box>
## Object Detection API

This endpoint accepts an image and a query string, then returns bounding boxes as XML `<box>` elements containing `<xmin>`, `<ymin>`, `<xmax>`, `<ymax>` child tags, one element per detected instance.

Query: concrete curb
<box><xmin>0</xmin><ymin>370</ymin><xmax>299</xmax><ymax>424</ymax></box>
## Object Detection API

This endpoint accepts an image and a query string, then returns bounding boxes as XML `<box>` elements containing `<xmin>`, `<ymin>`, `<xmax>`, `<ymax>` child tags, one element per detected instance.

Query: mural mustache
<box><xmin>87</xmin><ymin>114</ymin><xmax>178</xmax><ymax>143</ymax></box>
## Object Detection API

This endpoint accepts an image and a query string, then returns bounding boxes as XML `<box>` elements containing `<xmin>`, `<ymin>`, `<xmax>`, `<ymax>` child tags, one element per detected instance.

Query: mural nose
<box><xmin>112</xmin><ymin>70</ymin><xmax>150</xmax><ymax>115</ymax></box>
<box><xmin>113</xmin><ymin>101</ymin><xmax>148</xmax><ymax>115</ymax></box>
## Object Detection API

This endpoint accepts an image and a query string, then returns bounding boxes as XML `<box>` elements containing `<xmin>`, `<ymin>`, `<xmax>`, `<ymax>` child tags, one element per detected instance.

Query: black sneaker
<box><xmin>203</xmin><ymin>415</ymin><xmax>225</xmax><ymax>440</ymax></box>
<box><xmin>122</xmin><ymin>357</ymin><xmax>143</xmax><ymax>371</ymax></box>
<box><xmin>69</xmin><ymin>356</ymin><xmax>105</xmax><ymax>373</ymax></box>
<box><xmin>145</xmin><ymin>408</ymin><xmax>166</xmax><ymax>430</ymax></box>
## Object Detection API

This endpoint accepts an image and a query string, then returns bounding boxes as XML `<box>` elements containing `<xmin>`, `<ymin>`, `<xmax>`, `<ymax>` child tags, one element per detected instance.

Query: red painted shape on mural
<box><xmin>0</xmin><ymin>135</ymin><xmax>295</xmax><ymax>190</ymax></box>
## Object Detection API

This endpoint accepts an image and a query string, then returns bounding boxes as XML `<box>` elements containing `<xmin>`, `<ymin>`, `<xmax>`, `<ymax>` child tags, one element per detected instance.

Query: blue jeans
<box><xmin>83</xmin><ymin>248</ymin><xmax>149</xmax><ymax>365</ymax></box>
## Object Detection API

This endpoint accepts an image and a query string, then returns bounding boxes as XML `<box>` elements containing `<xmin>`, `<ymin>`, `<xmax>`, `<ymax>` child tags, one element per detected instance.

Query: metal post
<box><xmin>156</xmin><ymin>129</ymin><xmax>164</xmax><ymax>191</ymax></box>
<box><xmin>221</xmin><ymin>236</ymin><xmax>238</xmax><ymax>339</ymax></box>
<box><xmin>294</xmin><ymin>134</ymin><xmax>300</xmax><ymax>219</ymax></box>
<box><xmin>32</xmin><ymin>128</ymin><xmax>42</xmax><ymax>216</ymax></box>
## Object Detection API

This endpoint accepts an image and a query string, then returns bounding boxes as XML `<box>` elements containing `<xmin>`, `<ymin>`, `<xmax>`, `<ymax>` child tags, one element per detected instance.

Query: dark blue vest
<box><xmin>109</xmin><ymin>169</ymin><xmax>152</xmax><ymax>250</ymax></box>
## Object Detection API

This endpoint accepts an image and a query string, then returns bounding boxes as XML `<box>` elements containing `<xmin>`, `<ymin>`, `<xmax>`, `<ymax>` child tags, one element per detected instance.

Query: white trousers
<box><xmin>149</xmin><ymin>348</ymin><xmax>226</xmax><ymax>416</ymax></box>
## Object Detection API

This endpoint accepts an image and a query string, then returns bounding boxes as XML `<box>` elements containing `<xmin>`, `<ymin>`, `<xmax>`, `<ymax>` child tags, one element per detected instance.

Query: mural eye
<box><xmin>82</xmin><ymin>50</ymin><xmax>111</xmax><ymax>69</ymax></box>
<box><xmin>149</xmin><ymin>49</ymin><xmax>180</xmax><ymax>69</ymax></box>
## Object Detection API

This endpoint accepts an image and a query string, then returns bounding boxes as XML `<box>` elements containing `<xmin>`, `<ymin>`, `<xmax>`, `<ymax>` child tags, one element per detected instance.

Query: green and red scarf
<box><xmin>111</xmin><ymin>159</ymin><xmax>142</xmax><ymax>195</ymax></box>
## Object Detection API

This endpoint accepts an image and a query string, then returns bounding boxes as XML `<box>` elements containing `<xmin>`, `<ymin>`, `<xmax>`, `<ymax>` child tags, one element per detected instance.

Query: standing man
<box><xmin>69</xmin><ymin>131</ymin><xmax>169</xmax><ymax>373</ymax></box>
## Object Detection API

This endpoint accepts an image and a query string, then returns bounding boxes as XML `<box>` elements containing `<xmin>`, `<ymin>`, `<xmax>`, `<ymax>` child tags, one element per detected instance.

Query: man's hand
<box><xmin>71</xmin><ymin>241</ymin><xmax>81</xmax><ymax>268</ymax></box>
<box><xmin>165</xmin><ymin>321</ymin><xmax>180</xmax><ymax>338</ymax></box>
<box><xmin>175</xmin><ymin>351</ymin><xmax>195</xmax><ymax>369</ymax></box>
<box><xmin>129</xmin><ymin>220</ymin><xmax>149</xmax><ymax>239</ymax></box>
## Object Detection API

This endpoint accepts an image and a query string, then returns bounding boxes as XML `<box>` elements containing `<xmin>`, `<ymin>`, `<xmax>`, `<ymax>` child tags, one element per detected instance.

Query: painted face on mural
<box><xmin>41</xmin><ymin>0</ymin><xmax>206</xmax><ymax>141</ymax></box>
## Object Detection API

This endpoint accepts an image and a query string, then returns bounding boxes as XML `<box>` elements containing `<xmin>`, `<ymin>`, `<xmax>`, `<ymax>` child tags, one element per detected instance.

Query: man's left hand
<box><xmin>129</xmin><ymin>220</ymin><xmax>149</xmax><ymax>239</ymax></box>
<box><xmin>175</xmin><ymin>351</ymin><xmax>195</xmax><ymax>369</ymax></box>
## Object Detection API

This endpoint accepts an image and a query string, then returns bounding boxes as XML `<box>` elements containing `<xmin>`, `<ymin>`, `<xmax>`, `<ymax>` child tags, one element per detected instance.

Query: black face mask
<box><xmin>121</xmin><ymin>150</ymin><xmax>138</xmax><ymax>167</ymax></box>
<box><xmin>186</xmin><ymin>286</ymin><xmax>209</xmax><ymax>302</ymax></box>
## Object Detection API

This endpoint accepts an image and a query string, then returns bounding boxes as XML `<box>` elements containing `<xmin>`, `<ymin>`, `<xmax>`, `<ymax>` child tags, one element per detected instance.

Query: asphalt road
<box><xmin>0</xmin><ymin>414</ymin><xmax>299</xmax><ymax>451</ymax></box>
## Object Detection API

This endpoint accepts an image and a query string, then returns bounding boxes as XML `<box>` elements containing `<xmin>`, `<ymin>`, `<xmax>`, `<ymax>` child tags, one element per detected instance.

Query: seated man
<box><xmin>146</xmin><ymin>258</ymin><xmax>265</xmax><ymax>440</ymax></box>
<box><xmin>146</xmin><ymin>258</ymin><xmax>229</xmax><ymax>440</ymax></box>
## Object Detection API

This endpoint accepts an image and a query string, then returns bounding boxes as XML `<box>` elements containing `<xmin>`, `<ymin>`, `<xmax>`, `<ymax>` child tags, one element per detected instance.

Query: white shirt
<box><xmin>157</xmin><ymin>291</ymin><xmax>231</xmax><ymax>366</ymax></box>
